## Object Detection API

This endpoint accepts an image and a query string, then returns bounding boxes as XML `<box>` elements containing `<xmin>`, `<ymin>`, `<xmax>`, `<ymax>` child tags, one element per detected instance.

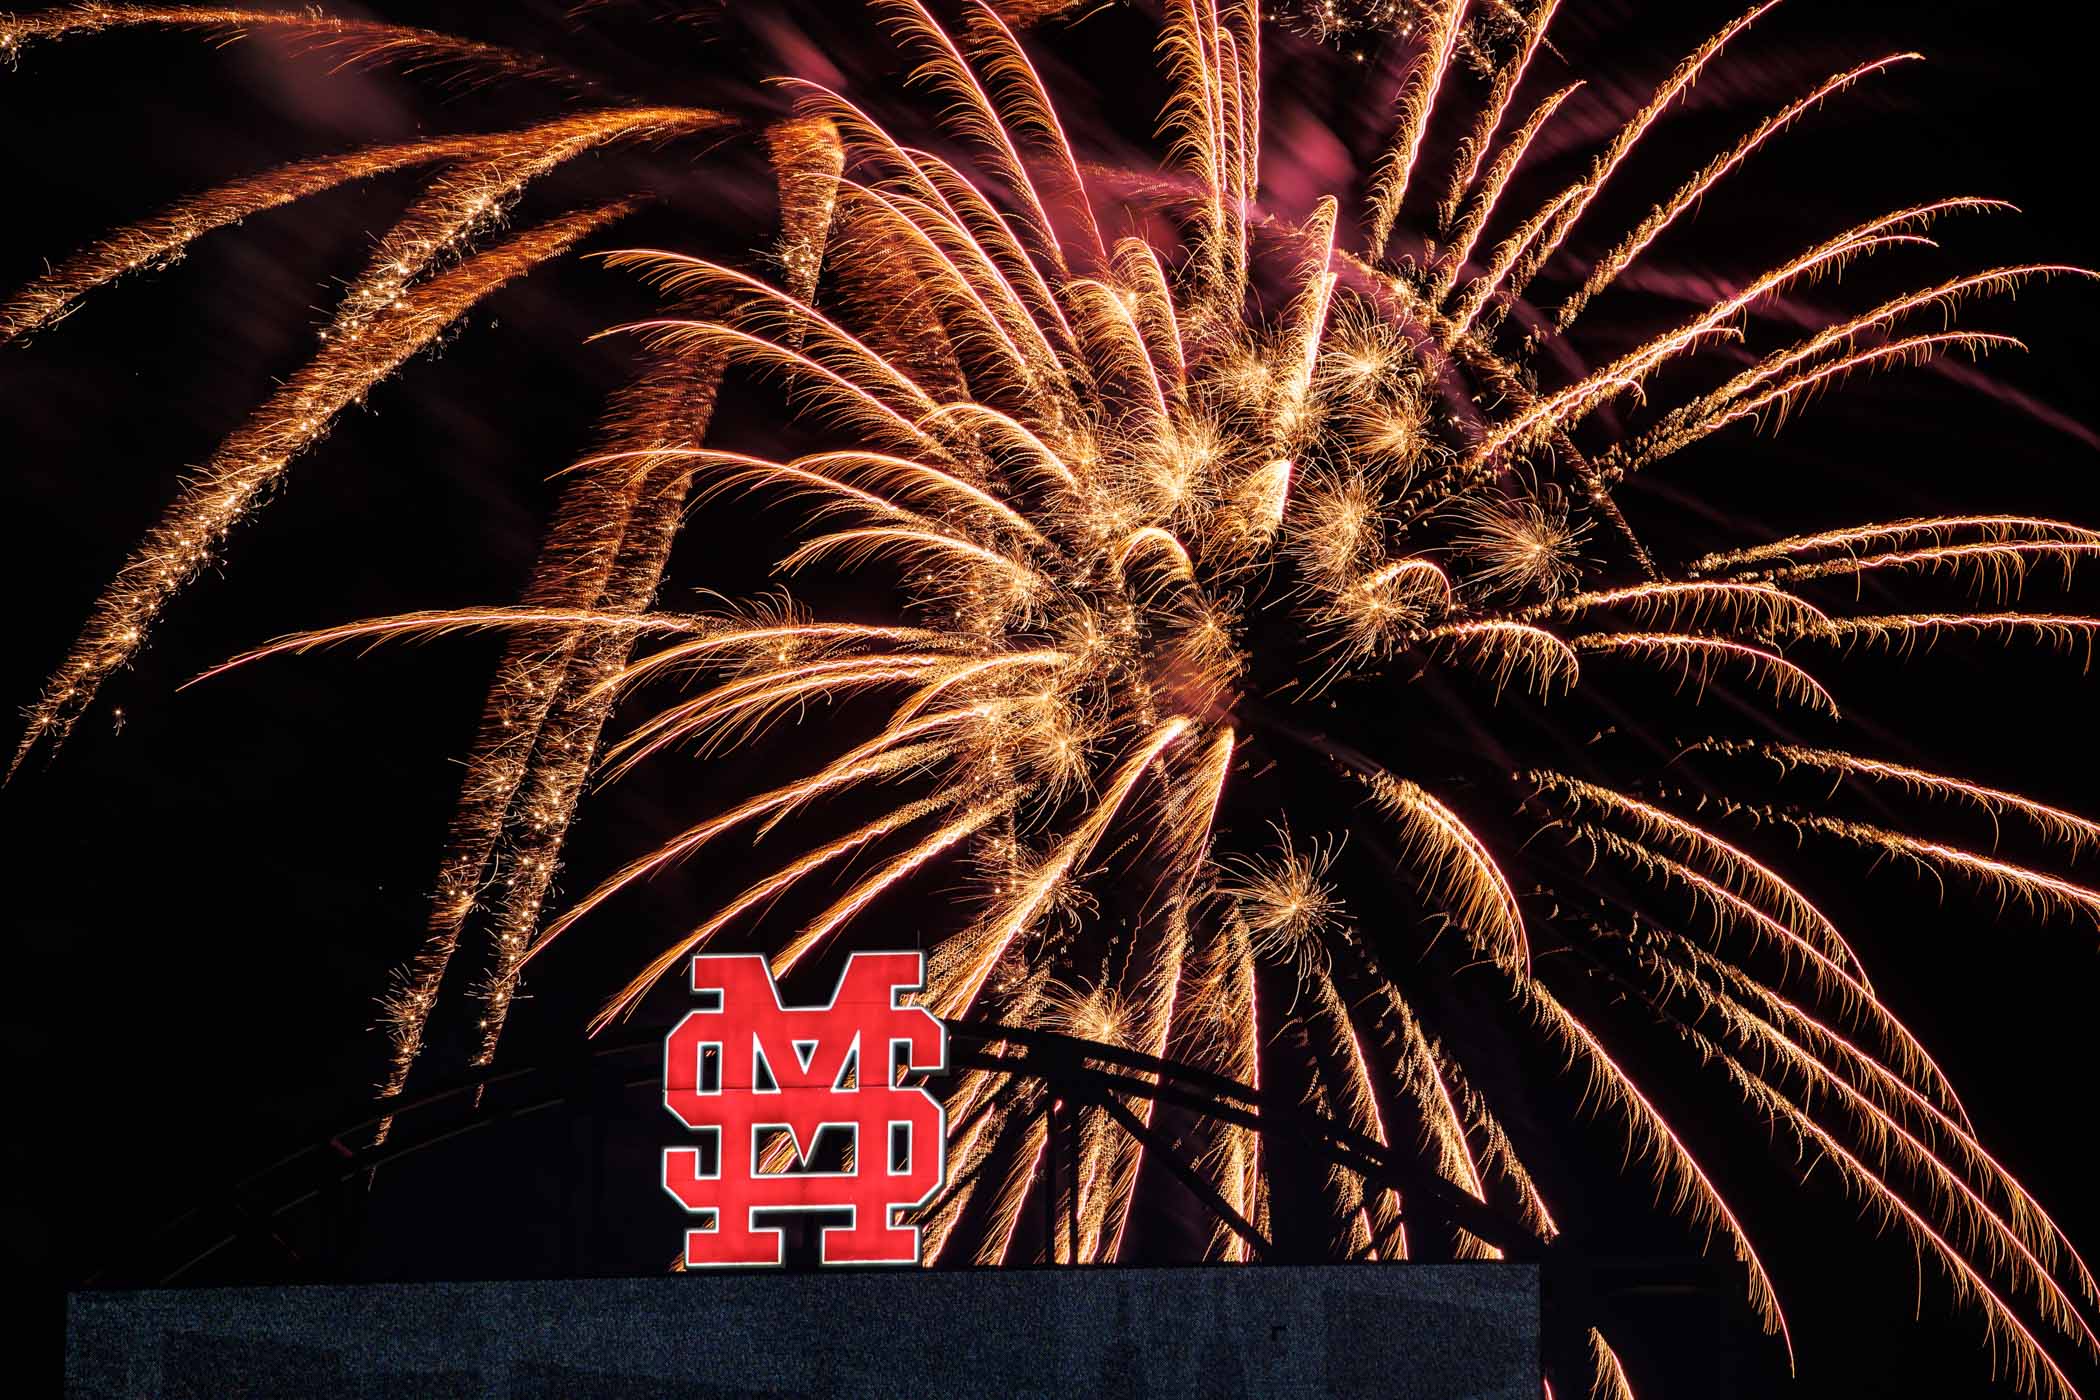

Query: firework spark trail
<box><xmin>1560</xmin><ymin>824</ymin><xmax>1997</xmax><ymax>1124</ymax></box>
<box><xmin>533</xmin><ymin>724</ymin><xmax>974</xmax><ymax>949</ymax></box>
<box><xmin>1571</xmin><ymin>826</ymin><xmax>1882</xmax><ymax>1001</ymax></box>
<box><xmin>88</xmin><ymin>272</ymin><xmax>717</xmax><ymax>1115</ymax></box>
<box><xmin>1812</xmin><ymin>614</ymin><xmax>2100</xmax><ymax>666</ymax></box>
<box><xmin>1422</xmin><ymin>620</ymin><xmax>1581</xmax><ymax>698</ymax></box>
<box><xmin>767</xmin><ymin>117</ymin><xmax>848</xmax><ymax>312</ymax></box>
<box><xmin>918</xmin><ymin>1062</ymin><xmax>1016</xmax><ymax>1262</ymax></box>
<box><xmin>1432</xmin><ymin>1038</ymin><xmax>1559</xmax><ymax>1241</ymax></box>
<box><xmin>1092</xmin><ymin>730</ymin><xmax>1234</xmax><ymax>1260</ymax></box>
<box><xmin>1696</xmin><ymin>740</ymin><xmax>2100</xmax><ymax>856</ymax></box>
<box><xmin>771</xmin><ymin>792</ymin><xmax>1022</xmax><ymax>976</ymax></box>
<box><xmin>877</xmin><ymin>0</ymin><xmax>1074</xmax><ymax>277</ymax></box>
<box><xmin>1114</xmin><ymin>238</ymin><xmax>1190</xmax><ymax>403</ymax></box>
<box><xmin>1679</xmin><ymin>1016</ymin><xmax>2084</xmax><ymax>1399</ymax></box>
<box><xmin>1614</xmin><ymin>269</ymin><xmax>2097</xmax><ymax>475</ymax></box>
<box><xmin>1365</xmin><ymin>0</ymin><xmax>1468</xmax><ymax>260</ymax></box>
<box><xmin>1527</xmin><ymin>772</ymin><xmax>1870</xmax><ymax>987</ymax></box>
<box><xmin>186</xmin><ymin>608</ymin><xmax>724</xmax><ymax>678</ymax></box>
<box><xmin>10</xmin><ymin>199</ymin><xmax>637</xmax><ymax>778</ymax></box>
<box><xmin>1411</xmin><ymin>1022</ymin><xmax>1503</xmax><ymax>1259</ymax></box>
<box><xmin>1460</xmin><ymin>198</ymin><xmax>2017</xmax><ymax>472</ymax></box>
<box><xmin>1587</xmin><ymin>1328</ymin><xmax>1636</xmax><ymax>1400</ymax></box>
<box><xmin>774</xmin><ymin>80</ymin><xmax>1074</xmax><ymax>327</ymax></box>
<box><xmin>1092</xmin><ymin>910</ymin><xmax>1191</xmax><ymax>1262</ymax></box>
<box><xmin>1445</xmin><ymin>183</ymin><xmax>1581</xmax><ymax>341</ymax></box>
<box><xmin>1450</xmin><ymin>492</ymin><xmax>1591</xmax><ymax>601</ymax></box>
<box><xmin>1660</xmin><ymin>955</ymin><xmax>2100</xmax><ymax>1353</ymax></box>
<box><xmin>1746</xmin><ymin>519</ymin><xmax>2100</xmax><ymax>566</ymax></box>
<box><xmin>1530</xmin><ymin>790</ymin><xmax>2013</xmax><ymax>1148</ymax></box>
<box><xmin>563</xmin><ymin>441</ymin><xmax>1037</xmax><ymax>553</ymax></box>
<box><xmin>1173</xmin><ymin>914</ymin><xmax>1267</xmax><ymax>1262</ymax></box>
<box><xmin>1618</xmin><ymin>331</ymin><xmax>2027</xmax><ymax>472</ymax></box>
<box><xmin>929</xmin><ymin>718</ymin><xmax>1191</xmax><ymax>1022</ymax></box>
<box><xmin>1299</xmin><ymin>1070</ymin><xmax>1380</xmax><ymax>1260</ymax></box>
<box><xmin>507</xmin><ymin>130</ymin><xmax>851</xmax><ymax>928</ymax></box>
<box><xmin>1435</xmin><ymin>0</ymin><xmax>1560</xmax><ymax>236</ymax></box>
<box><xmin>1213</xmin><ymin>2</ymin><xmax>1256</xmax><ymax>295</ymax></box>
<box><xmin>1363</xmin><ymin>771</ymin><xmax>1529</xmax><ymax>972</ymax></box>
<box><xmin>1159</xmin><ymin>0</ymin><xmax>1261</xmax><ymax>295</ymax></box>
<box><xmin>1746</xmin><ymin>541</ymin><xmax>2100</xmax><ymax>594</ymax></box>
<box><xmin>8</xmin><ymin>104</ymin><xmax>724</xmax><ymax>782</ymax></box>
<box><xmin>0</xmin><ymin>129</ymin><xmax>491</xmax><ymax>342</ymax></box>
<box><xmin>1062</xmin><ymin>1019</ymin><xmax>1130</xmax><ymax>1260</ymax></box>
<box><xmin>1509</xmin><ymin>0</ymin><xmax>1779</xmax><ymax>303</ymax></box>
<box><xmin>613</xmin><ymin>274</ymin><xmax>948</xmax><ymax>415</ymax></box>
<box><xmin>585</xmin><ymin>620</ymin><xmax>951</xmax><ymax>699</ymax></box>
<box><xmin>324</xmin><ymin>110</ymin><xmax>726</xmax><ymax>346</ymax></box>
<box><xmin>1794</xmin><ymin>820</ymin><xmax>2100</xmax><ymax>927</ymax></box>
<box><xmin>1682</xmin><ymin>939</ymin><xmax>2100</xmax><ymax>1306</ymax></box>
<box><xmin>918</xmin><ymin>970</ymin><xmax>1062</xmax><ymax>1262</ymax></box>
<box><xmin>1307</xmin><ymin>971</ymin><xmax>1409</xmax><ymax>1257</ymax></box>
<box><xmin>0</xmin><ymin>4</ymin><xmax>587</xmax><ymax>88</ymax></box>
<box><xmin>1221</xmin><ymin>941</ymin><xmax>1268</xmax><ymax>1261</ymax></box>
<box><xmin>1434</xmin><ymin>80</ymin><xmax>1582</xmax><ymax>298</ymax></box>
<box><xmin>590</xmin><ymin>795</ymin><xmax>953</xmax><ymax>1033</ymax></box>
<box><xmin>764</xmin><ymin>112</ymin><xmax>972</xmax><ymax>391</ymax></box>
<box><xmin>1220</xmin><ymin>822</ymin><xmax>1344</xmax><ymax>980</ymax></box>
<box><xmin>381</xmin><ymin>361</ymin><xmax>728</xmax><ymax>1109</ymax></box>
<box><xmin>913</xmin><ymin>148</ymin><xmax>1086</xmax><ymax>352</ymax></box>
<box><xmin>401</xmin><ymin>270</ymin><xmax>760</xmax><ymax>1086</ymax></box>
<box><xmin>1568</xmin><ymin>633</ymin><xmax>1839</xmax><ymax>717</ymax></box>
<box><xmin>978</xmin><ymin>1114</ymin><xmax>1051</xmax><ymax>1264</ymax></box>
<box><xmin>1229</xmin><ymin>0</ymin><xmax>1260</xmax><ymax>277</ymax></box>
<box><xmin>612</xmin><ymin>319</ymin><xmax>949</xmax><ymax>458</ymax></box>
<box><xmin>1324</xmin><ymin>557</ymin><xmax>1451</xmax><ymax>662</ymax></box>
<box><xmin>1365</xmin><ymin>976</ymin><xmax>1509</xmax><ymax>1259</ymax></box>
<box><xmin>833</xmin><ymin>182</ymin><xmax>1054</xmax><ymax>393</ymax></box>
<box><xmin>1556</xmin><ymin>54</ymin><xmax>1923</xmax><ymax>330</ymax></box>
<box><xmin>961</xmin><ymin>2</ymin><xmax>1105</xmax><ymax>264</ymax></box>
<box><xmin>1526</xmin><ymin>981</ymin><xmax>1793</xmax><ymax>1363</ymax></box>
<box><xmin>1534</xmin><ymin>580</ymin><xmax>1830</xmax><ymax>634</ymax></box>
<box><xmin>887</xmin><ymin>177</ymin><xmax>1079</xmax><ymax>384</ymax></box>
<box><xmin>465</xmin><ymin>442</ymin><xmax>739</xmax><ymax>1071</ymax></box>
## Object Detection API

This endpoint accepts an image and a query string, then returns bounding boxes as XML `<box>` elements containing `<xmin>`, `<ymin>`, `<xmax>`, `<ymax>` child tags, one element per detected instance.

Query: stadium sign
<box><xmin>662</xmin><ymin>951</ymin><xmax>948</xmax><ymax>1266</ymax></box>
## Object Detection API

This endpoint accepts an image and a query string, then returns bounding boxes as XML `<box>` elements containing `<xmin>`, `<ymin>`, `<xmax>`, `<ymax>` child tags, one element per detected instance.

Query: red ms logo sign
<box><xmin>662</xmin><ymin>951</ymin><xmax>947</xmax><ymax>1267</ymax></box>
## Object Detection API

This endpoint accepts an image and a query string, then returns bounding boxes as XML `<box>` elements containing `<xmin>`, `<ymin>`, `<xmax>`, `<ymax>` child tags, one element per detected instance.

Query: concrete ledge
<box><xmin>68</xmin><ymin>1263</ymin><xmax>1538</xmax><ymax>1398</ymax></box>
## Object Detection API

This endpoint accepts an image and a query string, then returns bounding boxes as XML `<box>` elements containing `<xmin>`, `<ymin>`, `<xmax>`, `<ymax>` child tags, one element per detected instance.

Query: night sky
<box><xmin>5</xmin><ymin>1</ymin><xmax>2099</xmax><ymax>1395</ymax></box>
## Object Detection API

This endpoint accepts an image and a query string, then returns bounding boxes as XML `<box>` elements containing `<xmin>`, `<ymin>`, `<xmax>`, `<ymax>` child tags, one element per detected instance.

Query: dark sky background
<box><xmin>4</xmin><ymin>1</ymin><xmax>2098</xmax><ymax>1395</ymax></box>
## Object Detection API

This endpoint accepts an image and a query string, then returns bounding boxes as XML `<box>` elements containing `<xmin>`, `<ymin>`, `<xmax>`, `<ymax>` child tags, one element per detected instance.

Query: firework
<box><xmin>10</xmin><ymin>1</ymin><xmax>2100</xmax><ymax>1395</ymax></box>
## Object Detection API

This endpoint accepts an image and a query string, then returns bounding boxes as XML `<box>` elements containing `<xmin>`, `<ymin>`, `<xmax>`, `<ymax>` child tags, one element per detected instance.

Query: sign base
<box><xmin>68</xmin><ymin>1263</ymin><xmax>1538</xmax><ymax>1398</ymax></box>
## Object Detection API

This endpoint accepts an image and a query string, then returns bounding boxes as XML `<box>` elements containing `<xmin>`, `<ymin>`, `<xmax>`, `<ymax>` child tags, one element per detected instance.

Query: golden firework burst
<box><xmin>9</xmin><ymin>2</ymin><xmax>2100</xmax><ymax>1395</ymax></box>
